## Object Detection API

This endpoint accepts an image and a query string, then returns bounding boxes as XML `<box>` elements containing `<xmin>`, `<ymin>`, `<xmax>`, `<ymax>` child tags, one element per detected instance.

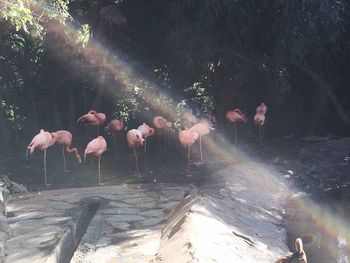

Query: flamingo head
<box><xmin>88</xmin><ymin>110</ymin><xmax>97</xmax><ymax>115</ymax></box>
<box><xmin>135</xmin><ymin>132</ymin><xmax>144</xmax><ymax>145</ymax></box>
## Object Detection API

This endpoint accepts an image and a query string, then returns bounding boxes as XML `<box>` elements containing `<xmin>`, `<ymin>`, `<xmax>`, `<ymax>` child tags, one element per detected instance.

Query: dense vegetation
<box><xmin>1</xmin><ymin>0</ymin><xmax>350</xmax><ymax>151</ymax></box>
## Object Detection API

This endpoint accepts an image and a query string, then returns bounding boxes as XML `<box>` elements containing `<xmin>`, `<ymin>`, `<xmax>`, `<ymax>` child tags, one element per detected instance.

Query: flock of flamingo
<box><xmin>25</xmin><ymin>103</ymin><xmax>267</xmax><ymax>186</ymax></box>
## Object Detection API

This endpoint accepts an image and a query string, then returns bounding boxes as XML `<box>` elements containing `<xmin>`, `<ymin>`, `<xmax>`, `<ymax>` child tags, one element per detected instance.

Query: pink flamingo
<box><xmin>77</xmin><ymin>110</ymin><xmax>106</xmax><ymax>135</ymax></box>
<box><xmin>127</xmin><ymin>129</ymin><xmax>144</xmax><ymax>175</ymax></box>
<box><xmin>55</xmin><ymin>130</ymin><xmax>82</xmax><ymax>173</ymax></box>
<box><xmin>254</xmin><ymin>103</ymin><xmax>268</xmax><ymax>145</ymax></box>
<box><xmin>105</xmin><ymin>118</ymin><xmax>124</xmax><ymax>150</ymax></box>
<box><xmin>137</xmin><ymin>123</ymin><xmax>155</xmax><ymax>169</ymax></box>
<box><xmin>225</xmin><ymin>109</ymin><xmax>248</xmax><ymax>144</ymax></box>
<box><xmin>178</xmin><ymin>129</ymin><xmax>199</xmax><ymax>177</ymax></box>
<box><xmin>106</xmin><ymin>118</ymin><xmax>124</xmax><ymax>134</ymax></box>
<box><xmin>153</xmin><ymin>116</ymin><xmax>171</xmax><ymax>150</ymax></box>
<box><xmin>26</xmin><ymin>129</ymin><xmax>58</xmax><ymax>186</ymax></box>
<box><xmin>189</xmin><ymin>118</ymin><xmax>215</xmax><ymax>161</ymax></box>
<box><xmin>84</xmin><ymin>136</ymin><xmax>107</xmax><ymax>185</ymax></box>
<box><xmin>153</xmin><ymin>116</ymin><xmax>167</xmax><ymax>130</ymax></box>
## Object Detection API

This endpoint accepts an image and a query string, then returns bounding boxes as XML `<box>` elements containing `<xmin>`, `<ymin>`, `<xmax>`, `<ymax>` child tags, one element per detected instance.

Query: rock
<box><xmin>1</xmin><ymin>176</ymin><xmax>27</xmax><ymax>194</ymax></box>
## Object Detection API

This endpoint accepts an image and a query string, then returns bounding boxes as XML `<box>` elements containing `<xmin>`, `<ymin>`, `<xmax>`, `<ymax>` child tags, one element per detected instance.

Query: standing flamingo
<box><xmin>77</xmin><ymin>110</ymin><xmax>106</xmax><ymax>135</ymax></box>
<box><xmin>84</xmin><ymin>136</ymin><xmax>107</xmax><ymax>185</ymax></box>
<box><xmin>26</xmin><ymin>129</ymin><xmax>58</xmax><ymax>186</ymax></box>
<box><xmin>153</xmin><ymin>116</ymin><xmax>167</xmax><ymax>130</ymax></box>
<box><xmin>189</xmin><ymin>118</ymin><xmax>214</xmax><ymax>161</ymax></box>
<box><xmin>137</xmin><ymin>123</ymin><xmax>155</xmax><ymax>169</ymax></box>
<box><xmin>127</xmin><ymin>129</ymin><xmax>144</xmax><ymax>175</ymax></box>
<box><xmin>55</xmin><ymin>130</ymin><xmax>82</xmax><ymax>173</ymax></box>
<box><xmin>105</xmin><ymin>118</ymin><xmax>124</xmax><ymax>151</ymax></box>
<box><xmin>178</xmin><ymin>129</ymin><xmax>199</xmax><ymax>177</ymax></box>
<box><xmin>106</xmin><ymin>118</ymin><xmax>124</xmax><ymax>134</ymax></box>
<box><xmin>225</xmin><ymin>109</ymin><xmax>248</xmax><ymax>144</ymax></box>
<box><xmin>153</xmin><ymin>116</ymin><xmax>171</xmax><ymax>151</ymax></box>
<box><xmin>254</xmin><ymin>103</ymin><xmax>268</xmax><ymax>145</ymax></box>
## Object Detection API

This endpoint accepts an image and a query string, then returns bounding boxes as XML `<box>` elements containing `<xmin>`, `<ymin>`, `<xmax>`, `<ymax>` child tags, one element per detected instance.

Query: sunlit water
<box><xmin>284</xmin><ymin>187</ymin><xmax>350</xmax><ymax>263</ymax></box>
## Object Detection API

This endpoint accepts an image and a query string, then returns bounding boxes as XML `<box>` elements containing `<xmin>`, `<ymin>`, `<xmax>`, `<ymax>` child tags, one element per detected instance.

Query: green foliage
<box><xmin>0</xmin><ymin>0</ymin><xmax>34</xmax><ymax>33</ymax></box>
<box><xmin>0</xmin><ymin>0</ymin><xmax>71</xmax><ymax>38</ymax></box>
<box><xmin>76</xmin><ymin>24</ymin><xmax>90</xmax><ymax>48</ymax></box>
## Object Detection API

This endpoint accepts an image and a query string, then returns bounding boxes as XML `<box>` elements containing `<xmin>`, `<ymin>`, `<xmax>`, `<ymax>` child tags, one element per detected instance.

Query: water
<box><xmin>284</xmin><ymin>187</ymin><xmax>350</xmax><ymax>262</ymax></box>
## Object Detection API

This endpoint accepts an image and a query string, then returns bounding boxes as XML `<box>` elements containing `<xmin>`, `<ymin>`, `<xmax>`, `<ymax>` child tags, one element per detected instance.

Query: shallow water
<box><xmin>284</xmin><ymin>187</ymin><xmax>350</xmax><ymax>263</ymax></box>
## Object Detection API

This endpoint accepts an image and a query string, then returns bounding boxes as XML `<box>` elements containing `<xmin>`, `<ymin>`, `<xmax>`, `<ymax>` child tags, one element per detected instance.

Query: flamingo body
<box><xmin>179</xmin><ymin>129</ymin><xmax>199</xmax><ymax>176</ymax></box>
<box><xmin>225</xmin><ymin>109</ymin><xmax>247</xmax><ymax>123</ymax></box>
<box><xmin>26</xmin><ymin>129</ymin><xmax>58</xmax><ymax>186</ymax></box>
<box><xmin>254</xmin><ymin>113</ymin><xmax>266</xmax><ymax>127</ymax></box>
<box><xmin>84</xmin><ymin>136</ymin><xmax>107</xmax><ymax>159</ymax></box>
<box><xmin>127</xmin><ymin>129</ymin><xmax>144</xmax><ymax>175</ymax></box>
<box><xmin>137</xmin><ymin>123</ymin><xmax>155</xmax><ymax>139</ymax></box>
<box><xmin>179</xmin><ymin>129</ymin><xmax>199</xmax><ymax>147</ymax></box>
<box><xmin>127</xmin><ymin>129</ymin><xmax>144</xmax><ymax>148</ymax></box>
<box><xmin>77</xmin><ymin>110</ymin><xmax>106</xmax><ymax>126</ymax></box>
<box><xmin>55</xmin><ymin>130</ymin><xmax>82</xmax><ymax>167</ymax></box>
<box><xmin>107</xmin><ymin>118</ymin><xmax>124</xmax><ymax>134</ymax></box>
<box><xmin>189</xmin><ymin>119</ymin><xmax>214</xmax><ymax>161</ymax></box>
<box><xmin>26</xmin><ymin>129</ymin><xmax>57</xmax><ymax>155</ymax></box>
<box><xmin>254</xmin><ymin>103</ymin><xmax>267</xmax><ymax>145</ymax></box>
<box><xmin>84</xmin><ymin>136</ymin><xmax>107</xmax><ymax>185</ymax></box>
<box><xmin>153</xmin><ymin>116</ymin><xmax>167</xmax><ymax>129</ymax></box>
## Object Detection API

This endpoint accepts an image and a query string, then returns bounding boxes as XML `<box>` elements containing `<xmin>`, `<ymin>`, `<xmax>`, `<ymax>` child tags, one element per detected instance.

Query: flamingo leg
<box><xmin>62</xmin><ymin>147</ymin><xmax>68</xmax><ymax>173</ymax></box>
<box><xmin>234</xmin><ymin>123</ymin><xmax>237</xmax><ymax>145</ymax></box>
<box><xmin>258</xmin><ymin>126</ymin><xmax>262</xmax><ymax>145</ymax></box>
<box><xmin>199</xmin><ymin>136</ymin><xmax>203</xmax><ymax>161</ymax></box>
<box><xmin>44</xmin><ymin>149</ymin><xmax>47</xmax><ymax>186</ymax></box>
<box><xmin>186</xmin><ymin>146</ymin><xmax>191</xmax><ymax>177</ymax></box>
<box><xmin>98</xmin><ymin>155</ymin><xmax>101</xmax><ymax>185</ymax></box>
<box><xmin>144</xmin><ymin>139</ymin><xmax>148</xmax><ymax>170</ymax></box>
<box><xmin>133</xmin><ymin>147</ymin><xmax>140</xmax><ymax>175</ymax></box>
<box><xmin>97</xmin><ymin>127</ymin><xmax>100</xmax><ymax>136</ymax></box>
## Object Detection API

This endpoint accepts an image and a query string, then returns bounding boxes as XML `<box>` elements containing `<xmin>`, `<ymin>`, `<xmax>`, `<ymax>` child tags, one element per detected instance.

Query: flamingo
<box><xmin>225</xmin><ymin>109</ymin><xmax>248</xmax><ymax>144</ymax></box>
<box><xmin>274</xmin><ymin>238</ymin><xmax>307</xmax><ymax>263</ymax></box>
<box><xmin>254</xmin><ymin>103</ymin><xmax>268</xmax><ymax>145</ymax></box>
<box><xmin>137</xmin><ymin>123</ymin><xmax>155</xmax><ymax>169</ymax></box>
<box><xmin>189</xmin><ymin>118</ymin><xmax>215</xmax><ymax>161</ymax></box>
<box><xmin>254</xmin><ymin>113</ymin><xmax>266</xmax><ymax>145</ymax></box>
<box><xmin>153</xmin><ymin>116</ymin><xmax>171</xmax><ymax>151</ymax></box>
<box><xmin>106</xmin><ymin>118</ymin><xmax>124</xmax><ymax>134</ymax></box>
<box><xmin>84</xmin><ymin>136</ymin><xmax>107</xmax><ymax>185</ymax></box>
<box><xmin>105</xmin><ymin>118</ymin><xmax>124</xmax><ymax>151</ymax></box>
<box><xmin>153</xmin><ymin>116</ymin><xmax>167</xmax><ymax>130</ymax></box>
<box><xmin>55</xmin><ymin>130</ymin><xmax>82</xmax><ymax>173</ymax></box>
<box><xmin>178</xmin><ymin>129</ymin><xmax>199</xmax><ymax>177</ymax></box>
<box><xmin>77</xmin><ymin>110</ymin><xmax>106</xmax><ymax>135</ymax></box>
<box><xmin>127</xmin><ymin>129</ymin><xmax>144</xmax><ymax>175</ymax></box>
<box><xmin>26</xmin><ymin>129</ymin><xmax>58</xmax><ymax>186</ymax></box>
